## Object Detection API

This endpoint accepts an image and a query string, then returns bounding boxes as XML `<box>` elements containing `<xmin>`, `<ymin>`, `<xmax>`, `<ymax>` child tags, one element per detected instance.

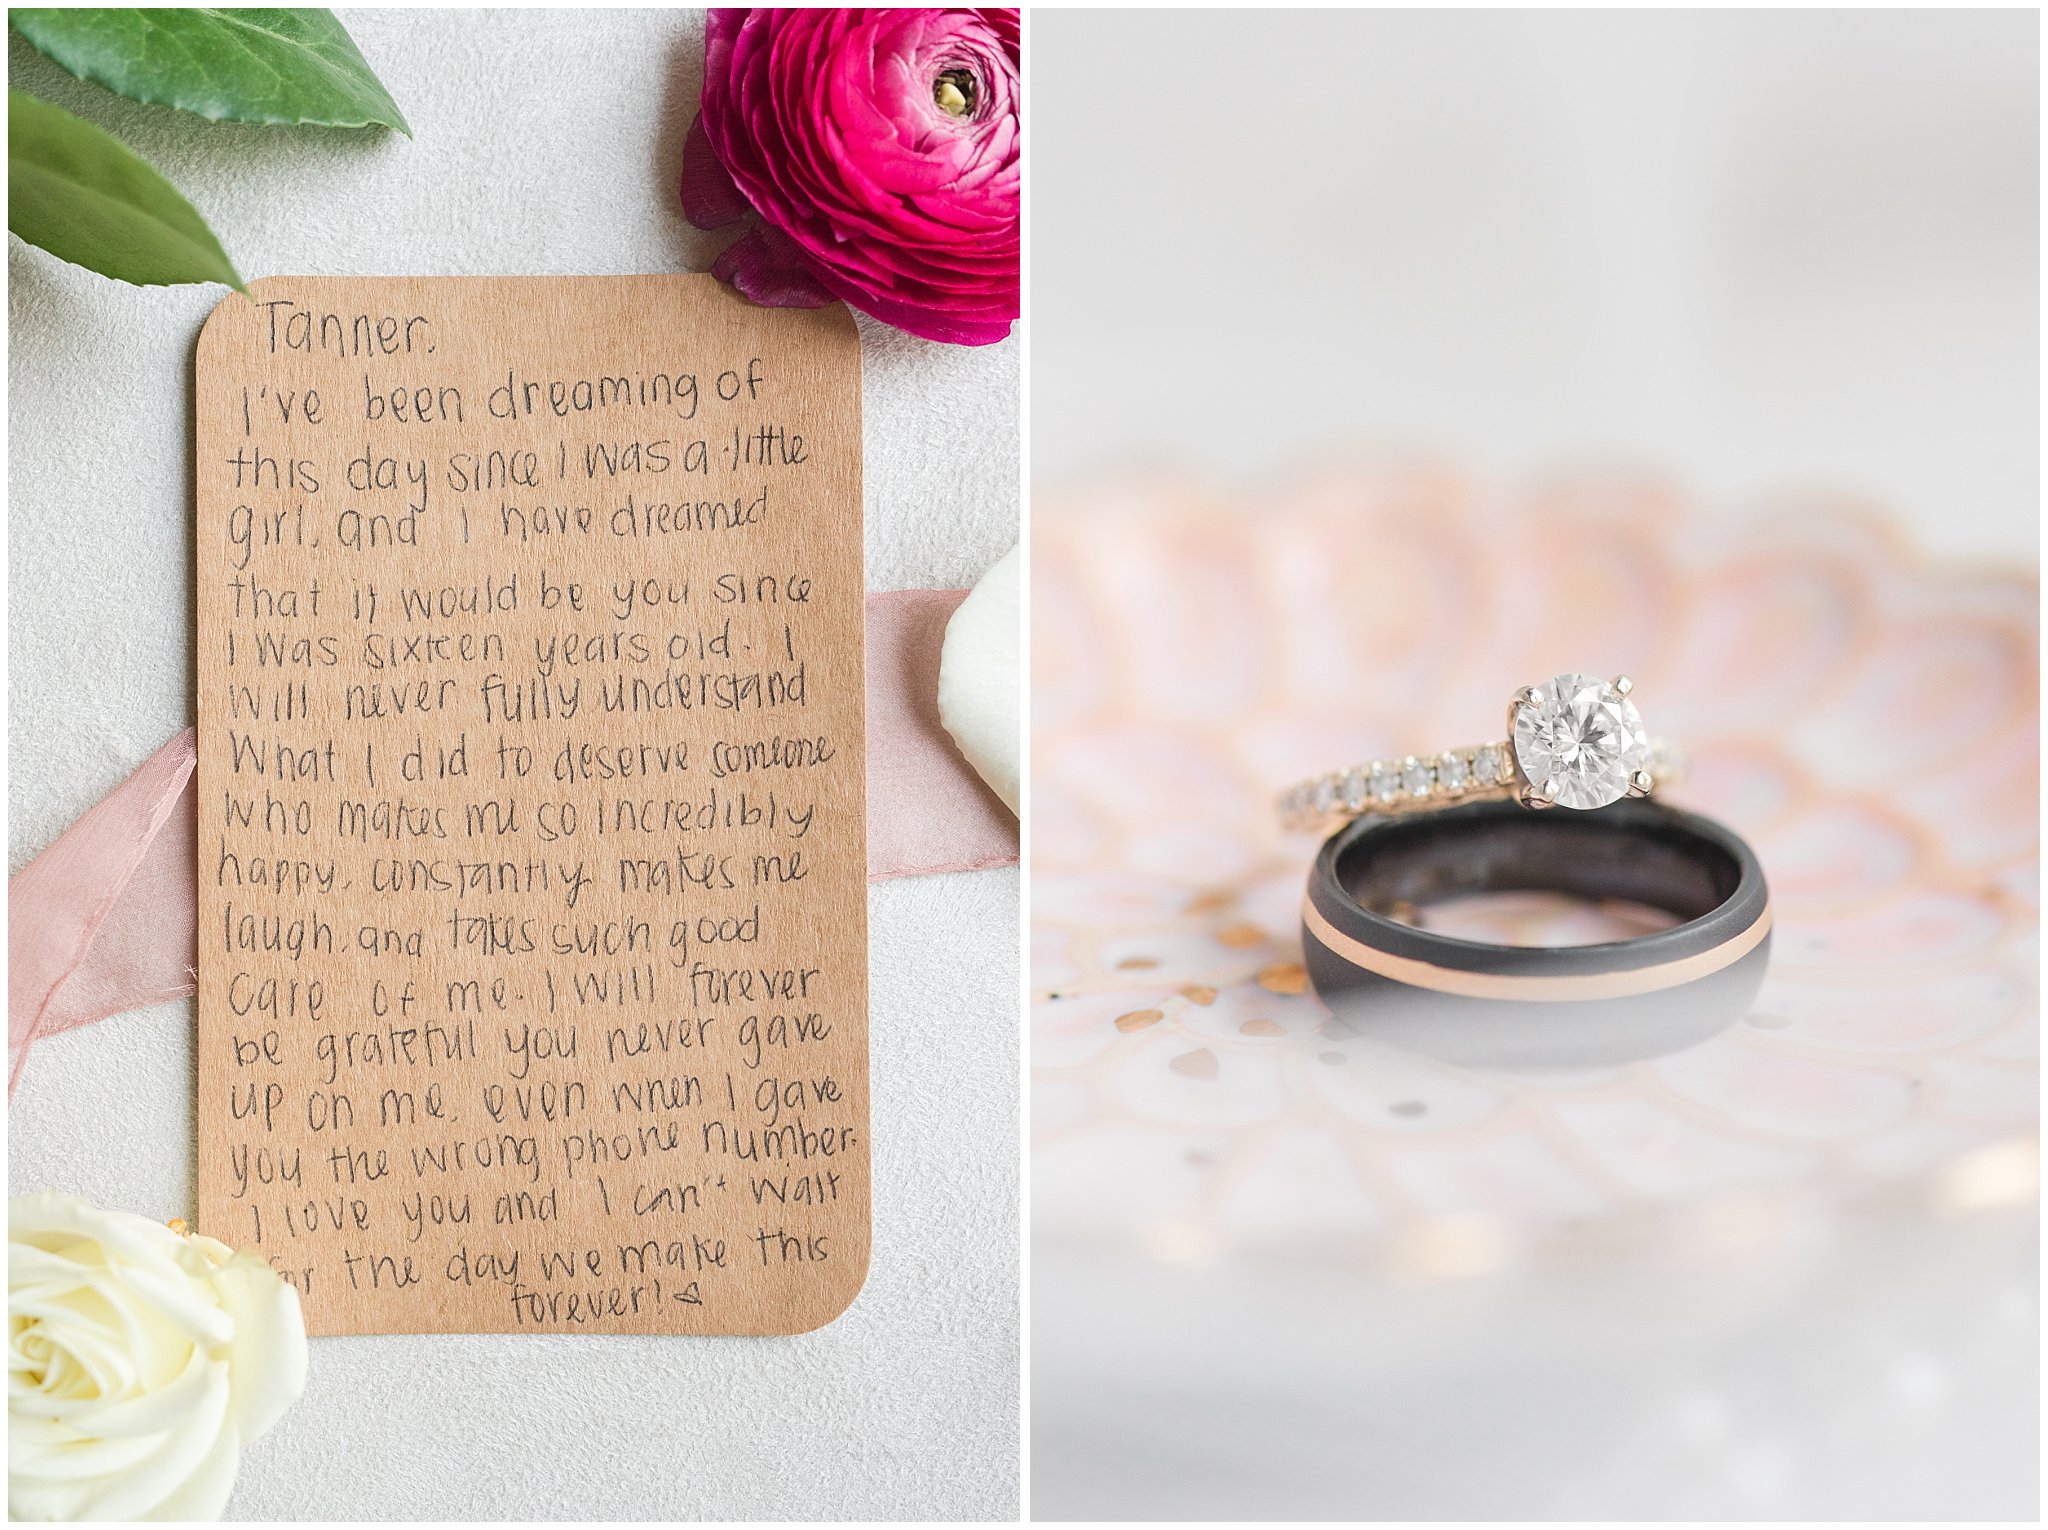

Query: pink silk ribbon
<box><xmin>7</xmin><ymin>589</ymin><xmax>1015</xmax><ymax>1092</ymax></box>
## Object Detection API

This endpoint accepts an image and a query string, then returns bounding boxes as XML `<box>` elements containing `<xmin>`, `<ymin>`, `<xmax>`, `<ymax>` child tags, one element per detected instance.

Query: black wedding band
<box><xmin>1302</xmin><ymin>798</ymin><xmax>1772</xmax><ymax>1067</ymax></box>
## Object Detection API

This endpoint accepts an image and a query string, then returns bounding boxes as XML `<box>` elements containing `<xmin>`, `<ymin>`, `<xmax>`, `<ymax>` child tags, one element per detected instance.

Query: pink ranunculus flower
<box><xmin>680</xmin><ymin>8</ymin><xmax>1020</xmax><ymax>347</ymax></box>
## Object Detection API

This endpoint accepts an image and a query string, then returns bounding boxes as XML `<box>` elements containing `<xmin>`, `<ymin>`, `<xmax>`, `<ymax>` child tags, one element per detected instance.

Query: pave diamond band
<box><xmin>1280</xmin><ymin>741</ymin><xmax>1520</xmax><ymax>831</ymax></box>
<box><xmin>1277</xmin><ymin>673</ymin><xmax>1685</xmax><ymax>833</ymax></box>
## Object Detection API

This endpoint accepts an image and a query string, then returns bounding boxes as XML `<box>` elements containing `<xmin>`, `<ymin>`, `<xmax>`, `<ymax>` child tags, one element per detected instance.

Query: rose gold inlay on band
<box><xmin>1300</xmin><ymin>898</ymin><xmax>1773</xmax><ymax>1003</ymax></box>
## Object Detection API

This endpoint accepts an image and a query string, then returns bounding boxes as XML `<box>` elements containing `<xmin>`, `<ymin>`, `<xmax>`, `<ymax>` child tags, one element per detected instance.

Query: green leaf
<box><xmin>9</xmin><ymin>8</ymin><xmax>410</xmax><ymax>134</ymax></box>
<box><xmin>8</xmin><ymin>89</ymin><xmax>243</xmax><ymax>289</ymax></box>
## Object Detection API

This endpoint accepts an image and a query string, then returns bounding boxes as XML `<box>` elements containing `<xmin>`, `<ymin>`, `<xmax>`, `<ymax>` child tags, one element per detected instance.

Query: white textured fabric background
<box><xmin>7</xmin><ymin>10</ymin><xmax>1018</xmax><ymax>1521</ymax></box>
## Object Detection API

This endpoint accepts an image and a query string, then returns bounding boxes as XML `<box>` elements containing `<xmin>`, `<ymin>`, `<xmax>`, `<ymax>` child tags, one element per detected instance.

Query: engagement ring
<box><xmin>1277</xmin><ymin>672</ymin><xmax>1684</xmax><ymax>832</ymax></box>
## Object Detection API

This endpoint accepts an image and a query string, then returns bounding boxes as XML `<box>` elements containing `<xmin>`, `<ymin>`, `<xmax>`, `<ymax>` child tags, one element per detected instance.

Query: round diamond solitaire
<box><xmin>1510</xmin><ymin>673</ymin><xmax>1651</xmax><ymax>810</ymax></box>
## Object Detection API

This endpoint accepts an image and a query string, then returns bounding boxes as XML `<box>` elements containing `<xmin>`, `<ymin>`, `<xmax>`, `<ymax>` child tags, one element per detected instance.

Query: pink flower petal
<box><xmin>711</xmin><ymin>223</ymin><xmax>836</xmax><ymax>310</ymax></box>
<box><xmin>678</xmin><ymin>112</ymin><xmax>752</xmax><ymax>230</ymax></box>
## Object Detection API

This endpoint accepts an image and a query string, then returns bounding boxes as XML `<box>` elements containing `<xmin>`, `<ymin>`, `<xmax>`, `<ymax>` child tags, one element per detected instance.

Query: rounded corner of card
<box><xmin>775</xmin><ymin>1244</ymin><xmax>872</xmax><ymax>1335</ymax></box>
<box><xmin>197</xmin><ymin>276</ymin><xmax>282</xmax><ymax>355</ymax></box>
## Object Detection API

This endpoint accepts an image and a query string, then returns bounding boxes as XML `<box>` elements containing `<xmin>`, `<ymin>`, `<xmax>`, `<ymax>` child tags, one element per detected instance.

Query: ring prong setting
<box><xmin>1613</xmin><ymin>674</ymin><xmax>1633</xmax><ymax>696</ymax></box>
<box><xmin>1519</xmin><ymin>781</ymin><xmax>1556</xmax><ymax>810</ymax></box>
<box><xmin>1627</xmin><ymin>768</ymin><xmax>1654</xmax><ymax>798</ymax></box>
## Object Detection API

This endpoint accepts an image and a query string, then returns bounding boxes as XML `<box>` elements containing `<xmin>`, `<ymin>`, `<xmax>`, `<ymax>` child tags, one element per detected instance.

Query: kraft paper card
<box><xmin>194</xmin><ymin>275</ymin><xmax>869</xmax><ymax>1335</ymax></box>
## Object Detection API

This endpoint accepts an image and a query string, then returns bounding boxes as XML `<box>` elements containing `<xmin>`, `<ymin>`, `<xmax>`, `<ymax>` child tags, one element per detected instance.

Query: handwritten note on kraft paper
<box><xmin>193</xmin><ymin>275</ymin><xmax>870</xmax><ymax>1336</ymax></box>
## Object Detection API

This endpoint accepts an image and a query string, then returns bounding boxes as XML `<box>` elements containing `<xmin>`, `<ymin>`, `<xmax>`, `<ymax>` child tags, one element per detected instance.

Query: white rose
<box><xmin>8</xmin><ymin>1193</ymin><xmax>307</xmax><ymax>1522</ymax></box>
<box><xmin>939</xmin><ymin>542</ymin><xmax>1021</xmax><ymax>815</ymax></box>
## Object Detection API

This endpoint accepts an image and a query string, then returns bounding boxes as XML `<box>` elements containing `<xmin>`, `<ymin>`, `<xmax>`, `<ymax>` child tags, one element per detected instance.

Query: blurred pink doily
<box><xmin>1032</xmin><ymin>467</ymin><xmax>2038</xmax><ymax>1266</ymax></box>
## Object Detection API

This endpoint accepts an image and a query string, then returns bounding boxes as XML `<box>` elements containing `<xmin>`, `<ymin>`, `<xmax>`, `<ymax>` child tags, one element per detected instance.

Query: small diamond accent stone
<box><xmin>1369</xmin><ymin>761</ymin><xmax>1399</xmax><ymax>804</ymax></box>
<box><xmin>1438</xmin><ymin>751</ymin><xmax>1468</xmax><ymax>792</ymax></box>
<box><xmin>1339</xmin><ymin>767</ymin><xmax>1370</xmax><ymax>811</ymax></box>
<box><xmin>1511</xmin><ymin>672</ymin><xmax>1651</xmax><ymax>810</ymax></box>
<box><xmin>1312</xmin><ymin>776</ymin><xmax>1337</xmax><ymax>815</ymax></box>
<box><xmin>1473</xmin><ymin>744</ymin><xmax>1504</xmax><ymax>784</ymax></box>
<box><xmin>1401</xmin><ymin>757</ymin><xmax>1433</xmax><ymax>798</ymax></box>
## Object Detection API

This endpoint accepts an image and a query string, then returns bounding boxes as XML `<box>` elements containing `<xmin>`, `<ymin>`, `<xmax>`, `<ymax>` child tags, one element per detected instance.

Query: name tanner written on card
<box><xmin>196</xmin><ymin>278</ymin><xmax>867</xmax><ymax>1334</ymax></box>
